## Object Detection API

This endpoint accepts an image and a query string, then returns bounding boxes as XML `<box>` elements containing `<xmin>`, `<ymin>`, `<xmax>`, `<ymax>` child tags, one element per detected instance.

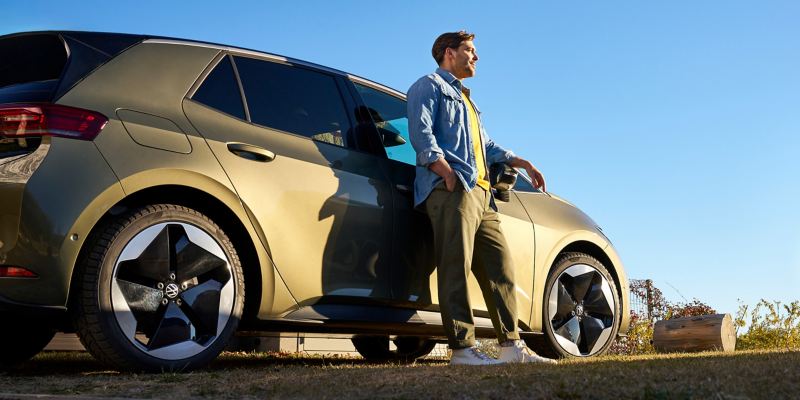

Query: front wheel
<box><xmin>526</xmin><ymin>252</ymin><xmax>620</xmax><ymax>358</ymax></box>
<box><xmin>73</xmin><ymin>204</ymin><xmax>244</xmax><ymax>372</ymax></box>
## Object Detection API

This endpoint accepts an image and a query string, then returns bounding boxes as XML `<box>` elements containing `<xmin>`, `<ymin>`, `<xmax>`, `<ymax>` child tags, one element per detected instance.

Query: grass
<box><xmin>0</xmin><ymin>349</ymin><xmax>798</xmax><ymax>399</ymax></box>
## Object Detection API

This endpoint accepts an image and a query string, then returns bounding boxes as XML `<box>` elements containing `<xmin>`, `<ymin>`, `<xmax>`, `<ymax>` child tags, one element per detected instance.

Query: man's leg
<box><xmin>471</xmin><ymin>194</ymin><xmax>521</xmax><ymax>344</ymax></box>
<box><xmin>425</xmin><ymin>183</ymin><xmax>482</xmax><ymax>349</ymax></box>
<box><xmin>471</xmin><ymin>191</ymin><xmax>556</xmax><ymax>364</ymax></box>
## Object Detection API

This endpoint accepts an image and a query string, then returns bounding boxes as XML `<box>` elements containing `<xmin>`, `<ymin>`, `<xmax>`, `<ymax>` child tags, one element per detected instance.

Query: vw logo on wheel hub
<box><xmin>164</xmin><ymin>283</ymin><xmax>180</xmax><ymax>299</ymax></box>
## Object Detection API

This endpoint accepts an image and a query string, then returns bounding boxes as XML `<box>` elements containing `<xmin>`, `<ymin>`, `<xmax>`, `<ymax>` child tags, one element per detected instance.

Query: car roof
<box><xmin>2</xmin><ymin>30</ymin><xmax>407</xmax><ymax>99</ymax></box>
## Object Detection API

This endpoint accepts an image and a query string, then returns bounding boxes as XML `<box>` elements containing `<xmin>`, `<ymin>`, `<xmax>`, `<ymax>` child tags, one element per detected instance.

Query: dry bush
<box><xmin>735</xmin><ymin>299</ymin><xmax>800</xmax><ymax>351</ymax></box>
<box><xmin>609</xmin><ymin>312</ymin><xmax>654</xmax><ymax>355</ymax></box>
<box><xmin>666</xmin><ymin>299</ymin><xmax>716</xmax><ymax>319</ymax></box>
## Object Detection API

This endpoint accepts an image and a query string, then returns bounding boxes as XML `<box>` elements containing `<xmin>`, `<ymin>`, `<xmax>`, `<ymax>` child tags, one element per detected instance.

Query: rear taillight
<box><xmin>0</xmin><ymin>104</ymin><xmax>108</xmax><ymax>141</ymax></box>
<box><xmin>0</xmin><ymin>265</ymin><xmax>38</xmax><ymax>278</ymax></box>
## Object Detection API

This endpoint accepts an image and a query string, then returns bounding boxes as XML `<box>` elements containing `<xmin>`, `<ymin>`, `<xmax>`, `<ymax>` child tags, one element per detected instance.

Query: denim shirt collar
<box><xmin>435</xmin><ymin>67</ymin><xmax>471</xmax><ymax>97</ymax></box>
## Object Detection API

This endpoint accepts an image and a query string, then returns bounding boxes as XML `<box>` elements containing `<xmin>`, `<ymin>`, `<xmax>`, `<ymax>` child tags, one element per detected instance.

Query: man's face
<box><xmin>446</xmin><ymin>40</ymin><xmax>479</xmax><ymax>79</ymax></box>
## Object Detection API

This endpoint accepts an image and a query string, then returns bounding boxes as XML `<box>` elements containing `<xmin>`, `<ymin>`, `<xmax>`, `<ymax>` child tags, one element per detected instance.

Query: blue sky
<box><xmin>4</xmin><ymin>1</ymin><xmax>799</xmax><ymax>316</ymax></box>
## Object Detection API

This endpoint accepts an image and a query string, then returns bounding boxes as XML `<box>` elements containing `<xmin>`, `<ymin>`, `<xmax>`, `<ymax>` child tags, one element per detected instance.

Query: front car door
<box><xmin>349</xmin><ymin>79</ymin><xmax>537</xmax><ymax>325</ymax></box>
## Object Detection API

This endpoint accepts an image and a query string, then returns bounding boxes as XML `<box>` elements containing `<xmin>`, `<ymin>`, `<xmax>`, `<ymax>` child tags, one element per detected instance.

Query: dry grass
<box><xmin>1</xmin><ymin>349</ymin><xmax>797</xmax><ymax>399</ymax></box>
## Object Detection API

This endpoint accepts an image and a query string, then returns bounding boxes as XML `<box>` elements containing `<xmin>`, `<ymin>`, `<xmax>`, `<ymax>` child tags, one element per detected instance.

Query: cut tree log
<box><xmin>653</xmin><ymin>313</ymin><xmax>736</xmax><ymax>353</ymax></box>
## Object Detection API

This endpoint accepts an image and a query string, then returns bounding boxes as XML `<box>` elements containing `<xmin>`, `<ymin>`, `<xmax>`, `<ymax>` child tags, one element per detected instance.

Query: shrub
<box><xmin>666</xmin><ymin>299</ymin><xmax>717</xmax><ymax>319</ymax></box>
<box><xmin>609</xmin><ymin>311</ymin><xmax>654</xmax><ymax>355</ymax></box>
<box><xmin>735</xmin><ymin>299</ymin><xmax>800</xmax><ymax>351</ymax></box>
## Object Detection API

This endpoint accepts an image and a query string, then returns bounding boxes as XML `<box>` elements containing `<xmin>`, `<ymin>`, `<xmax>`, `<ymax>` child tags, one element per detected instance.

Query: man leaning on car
<box><xmin>407</xmin><ymin>31</ymin><xmax>556</xmax><ymax>365</ymax></box>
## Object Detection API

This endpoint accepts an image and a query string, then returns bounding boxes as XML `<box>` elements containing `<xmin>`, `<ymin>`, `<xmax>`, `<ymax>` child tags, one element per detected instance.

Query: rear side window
<box><xmin>0</xmin><ymin>34</ymin><xmax>67</xmax><ymax>103</ymax></box>
<box><xmin>0</xmin><ymin>32</ymin><xmax>142</xmax><ymax>104</ymax></box>
<box><xmin>192</xmin><ymin>56</ymin><xmax>246</xmax><ymax>120</ymax></box>
<box><xmin>233</xmin><ymin>56</ymin><xmax>351</xmax><ymax>147</ymax></box>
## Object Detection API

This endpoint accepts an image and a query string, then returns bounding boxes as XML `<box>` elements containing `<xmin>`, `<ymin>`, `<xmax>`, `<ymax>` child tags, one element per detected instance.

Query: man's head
<box><xmin>432</xmin><ymin>31</ymin><xmax>478</xmax><ymax>80</ymax></box>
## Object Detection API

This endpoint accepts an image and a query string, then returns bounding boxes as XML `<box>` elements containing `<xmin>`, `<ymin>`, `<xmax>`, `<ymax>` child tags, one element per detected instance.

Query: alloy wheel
<box><xmin>548</xmin><ymin>263</ymin><xmax>616</xmax><ymax>356</ymax></box>
<box><xmin>110</xmin><ymin>222</ymin><xmax>235</xmax><ymax>360</ymax></box>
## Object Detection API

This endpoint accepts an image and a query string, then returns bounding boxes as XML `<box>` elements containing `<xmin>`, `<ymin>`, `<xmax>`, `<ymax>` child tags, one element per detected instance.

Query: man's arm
<box><xmin>484</xmin><ymin>129</ymin><xmax>546</xmax><ymax>192</ymax></box>
<box><xmin>408</xmin><ymin>78</ymin><xmax>458</xmax><ymax>191</ymax></box>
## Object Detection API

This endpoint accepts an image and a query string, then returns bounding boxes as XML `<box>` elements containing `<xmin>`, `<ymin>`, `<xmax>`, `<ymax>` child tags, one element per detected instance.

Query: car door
<box><xmin>345</xmin><ymin>79</ymin><xmax>436</xmax><ymax>306</ymax></box>
<box><xmin>183</xmin><ymin>54</ymin><xmax>394</xmax><ymax>305</ymax></box>
<box><xmin>349</xmin><ymin>79</ymin><xmax>537</xmax><ymax>325</ymax></box>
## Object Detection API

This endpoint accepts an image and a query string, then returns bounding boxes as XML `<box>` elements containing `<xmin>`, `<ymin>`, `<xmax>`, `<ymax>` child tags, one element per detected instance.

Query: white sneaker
<box><xmin>498</xmin><ymin>340</ymin><xmax>557</xmax><ymax>364</ymax></box>
<box><xmin>449</xmin><ymin>347</ymin><xmax>502</xmax><ymax>366</ymax></box>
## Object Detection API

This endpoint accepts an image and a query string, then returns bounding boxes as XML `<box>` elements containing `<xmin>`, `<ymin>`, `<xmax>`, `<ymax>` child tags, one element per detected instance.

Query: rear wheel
<box><xmin>352</xmin><ymin>335</ymin><xmax>437</xmax><ymax>362</ymax></box>
<box><xmin>73</xmin><ymin>204</ymin><xmax>244</xmax><ymax>372</ymax></box>
<box><xmin>526</xmin><ymin>252</ymin><xmax>620</xmax><ymax>358</ymax></box>
<box><xmin>0</xmin><ymin>319</ymin><xmax>55</xmax><ymax>369</ymax></box>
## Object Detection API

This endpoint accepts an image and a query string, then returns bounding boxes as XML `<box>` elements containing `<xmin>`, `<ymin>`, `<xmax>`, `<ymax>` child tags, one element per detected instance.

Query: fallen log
<box><xmin>653</xmin><ymin>313</ymin><xmax>736</xmax><ymax>353</ymax></box>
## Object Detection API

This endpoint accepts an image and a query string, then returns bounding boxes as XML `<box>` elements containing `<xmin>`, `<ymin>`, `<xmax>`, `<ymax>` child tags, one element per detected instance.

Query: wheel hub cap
<box><xmin>110</xmin><ymin>222</ymin><xmax>234</xmax><ymax>360</ymax></box>
<box><xmin>164</xmin><ymin>283</ymin><xmax>180</xmax><ymax>299</ymax></box>
<box><xmin>575</xmin><ymin>304</ymin><xmax>584</xmax><ymax>316</ymax></box>
<box><xmin>548</xmin><ymin>264</ymin><xmax>615</xmax><ymax>356</ymax></box>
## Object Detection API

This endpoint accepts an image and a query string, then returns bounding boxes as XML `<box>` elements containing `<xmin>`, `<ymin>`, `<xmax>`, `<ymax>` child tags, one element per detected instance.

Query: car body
<box><xmin>0</xmin><ymin>31</ymin><xmax>629</xmax><ymax>371</ymax></box>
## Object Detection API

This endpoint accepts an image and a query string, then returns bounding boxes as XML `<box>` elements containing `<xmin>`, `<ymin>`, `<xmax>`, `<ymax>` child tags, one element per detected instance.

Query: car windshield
<box><xmin>513</xmin><ymin>170</ymin><xmax>539</xmax><ymax>193</ymax></box>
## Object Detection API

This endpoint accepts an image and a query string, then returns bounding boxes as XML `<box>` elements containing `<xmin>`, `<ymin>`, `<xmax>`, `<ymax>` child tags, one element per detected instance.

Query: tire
<box><xmin>0</xmin><ymin>320</ymin><xmax>55</xmax><ymax>369</ymax></box>
<box><xmin>72</xmin><ymin>204</ymin><xmax>244</xmax><ymax>372</ymax></box>
<box><xmin>352</xmin><ymin>335</ymin><xmax>437</xmax><ymax>362</ymax></box>
<box><xmin>525</xmin><ymin>252</ymin><xmax>620</xmax><ymax>358</ymax></box>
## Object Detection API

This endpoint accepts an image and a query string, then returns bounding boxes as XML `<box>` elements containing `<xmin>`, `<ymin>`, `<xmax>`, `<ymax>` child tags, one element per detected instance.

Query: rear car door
<box><xmin>183</xmin><ymin>54</ymin><xmax>394</xmax><ymax>304</ymax></box>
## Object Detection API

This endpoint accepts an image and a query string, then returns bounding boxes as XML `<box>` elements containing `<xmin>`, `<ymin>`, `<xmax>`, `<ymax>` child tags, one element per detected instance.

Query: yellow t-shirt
<box><xmin>463</xmin><ymin>93</ymin><xmax>491</xmax><ymax>190</ymax></box>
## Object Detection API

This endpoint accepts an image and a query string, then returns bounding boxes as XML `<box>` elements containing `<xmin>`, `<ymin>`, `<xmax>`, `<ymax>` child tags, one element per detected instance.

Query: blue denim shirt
<box><xmin>407</xmin><ymin>68</ymin><xmax>516</xmax><ymax>208</ymax></box>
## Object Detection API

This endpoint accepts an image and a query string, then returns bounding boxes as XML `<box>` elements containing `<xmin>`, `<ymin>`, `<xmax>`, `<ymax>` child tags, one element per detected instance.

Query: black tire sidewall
<box><xmin>83</xmin><ymin>205</ymin><xmax>244</xmax><ymax>371</ymax></box>
<box><xmin>542</xmin><ymin>252</ymin><xmax>620</xmax><ymax>358</ymax></box>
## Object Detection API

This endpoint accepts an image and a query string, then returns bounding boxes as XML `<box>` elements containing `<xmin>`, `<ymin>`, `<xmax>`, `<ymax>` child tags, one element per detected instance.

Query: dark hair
<box><xmin>432</xmin><ymin>31</ymin><xmax>475</xmax><ymax>65</ymax></box>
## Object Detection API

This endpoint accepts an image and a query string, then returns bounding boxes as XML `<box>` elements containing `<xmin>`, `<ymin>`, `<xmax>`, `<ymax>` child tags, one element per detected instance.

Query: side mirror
<box><xmin>489</xmin><ymin>163</ymin><xmax>518</xmax><ymax>202</ymax></box>
<box><xmin>378</xmin><ymin>127</ymin><xmax>406</xmax><ymax>147</ymax></box>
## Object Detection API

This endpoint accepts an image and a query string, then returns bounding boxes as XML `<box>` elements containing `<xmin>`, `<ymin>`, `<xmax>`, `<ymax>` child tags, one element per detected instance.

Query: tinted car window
<box><xmin>354</xmin><ymin>83</ymin><xmax>415</xmax><ymax>165</ymax></box>
<box><xmin>192</xmin><ymin>56</ymin><xmax>246</xmax><ymax>120</ymax></box>
<box><xmin>234</xmin><ymin>56</ymin><xmax>351</xmax><ymax>147</ymax></box>
<box><xmin>0</xmin><ymin>33</ymin><xmax>66</xmax><ymax>102</ymax></box>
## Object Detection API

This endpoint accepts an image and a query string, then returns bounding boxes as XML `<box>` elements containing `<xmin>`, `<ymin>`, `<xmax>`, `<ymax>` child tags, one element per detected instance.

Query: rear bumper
<box><xmin>0</xmin><ymin>293</ymin><xmax>66</xmax><ymax>318</ymax></box>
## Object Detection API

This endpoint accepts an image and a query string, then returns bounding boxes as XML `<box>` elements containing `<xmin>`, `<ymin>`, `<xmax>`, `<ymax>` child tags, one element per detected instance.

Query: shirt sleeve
<box><xmin>407</xmin><ymin>77</ymin><xmax>444</xmax><ymax>167</ymax></box>
<box><xmin>482</xmin><ymin>124</ymin><xmax>516</xmax><ymax>165</ymax></box>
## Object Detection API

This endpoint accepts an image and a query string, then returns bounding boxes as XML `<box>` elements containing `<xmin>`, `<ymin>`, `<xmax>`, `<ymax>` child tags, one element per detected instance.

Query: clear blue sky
<box><xmin>4</xmin><ymin>1</ymin><xmax>798</xmax><ymax>316</ymax></box>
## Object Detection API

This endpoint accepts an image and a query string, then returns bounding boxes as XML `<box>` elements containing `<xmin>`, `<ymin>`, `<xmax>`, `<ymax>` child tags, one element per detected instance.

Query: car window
<box><xmin>191</xmin><ymin>56</ymin><xmax>246</xmax><ymax>120</ymax></box>
<box><xmin>353</xmin><ymin>83</ymin><xmax>416</xmax><ymax>166</ymax></box>
<box><xmin>234</xmin><ymin>56</ymin><xmax>351</xmax><ymax>147</ymax></box>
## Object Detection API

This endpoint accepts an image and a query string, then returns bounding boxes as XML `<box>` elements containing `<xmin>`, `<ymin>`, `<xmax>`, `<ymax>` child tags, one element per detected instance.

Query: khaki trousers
<box><xmin>424</xmin><ymin>182</ymin><xmax>520</xmax><ymax>349</ymax></box>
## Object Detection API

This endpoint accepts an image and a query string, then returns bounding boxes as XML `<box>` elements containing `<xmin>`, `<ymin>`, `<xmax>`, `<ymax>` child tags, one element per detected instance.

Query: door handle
<box><xmin>395</xmin><ymin>184</ymin><xmax>412</xmax><ymax>193</ymax></box>
<box><xmin>226</xmin><ymin>142</ymin><xmax>275</xmax><ymax>162</ymax></box>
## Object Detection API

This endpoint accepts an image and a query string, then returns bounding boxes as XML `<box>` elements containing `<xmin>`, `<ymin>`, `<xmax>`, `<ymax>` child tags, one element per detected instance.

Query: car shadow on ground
<box><xmin>1</xmin><ymin>351</ymin><xmax>448</xmax><ymax>376</ymax></box>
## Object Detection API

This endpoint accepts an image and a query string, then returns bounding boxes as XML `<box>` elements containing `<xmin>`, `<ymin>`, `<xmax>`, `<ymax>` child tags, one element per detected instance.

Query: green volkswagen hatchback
<box><xmin>0</xmin><ymin>31</ymin><xmax>629</xmax><ymax>371</ymax></box>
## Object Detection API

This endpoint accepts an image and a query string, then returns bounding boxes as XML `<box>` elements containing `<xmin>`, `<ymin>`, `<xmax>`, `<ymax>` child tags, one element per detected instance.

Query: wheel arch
<box><xmin>558</xmin><ymin>241</ymin><xmax>621</xmax><ymax>302</ymax></box>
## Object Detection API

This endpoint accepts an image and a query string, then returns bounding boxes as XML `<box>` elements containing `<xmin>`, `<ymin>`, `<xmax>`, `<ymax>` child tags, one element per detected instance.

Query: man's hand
<box><xmin>508</xmin><ymin>157</ymin><xmax>546</xmax><ymax>192</ymax></box>
<box><xmin>429</xmin><ymin>157</ymin><xmax>458</xmax><ymax>192</ymax></box>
